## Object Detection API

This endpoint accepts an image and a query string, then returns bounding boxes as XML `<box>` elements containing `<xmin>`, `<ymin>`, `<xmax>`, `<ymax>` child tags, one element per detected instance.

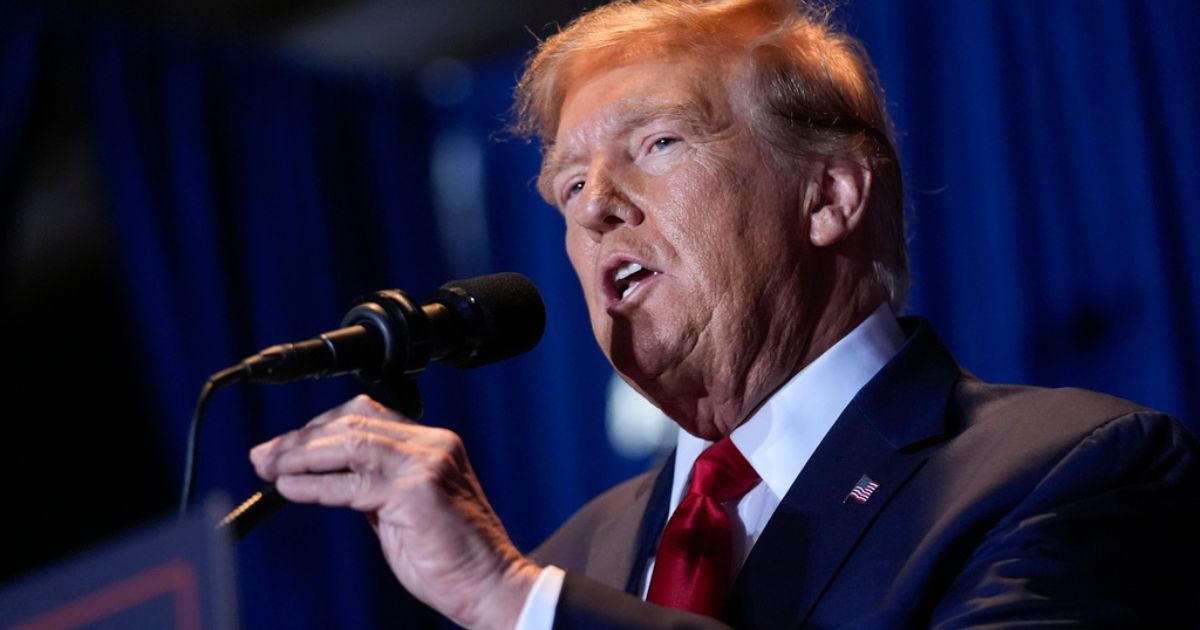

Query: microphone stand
<box><xmin>216</xmin><ymin>378</ymin><xmax>424</xmax><ymax>541</ymax></box>
<box><xmin>187</xmin><ymin>272</ymin><xmax>544</xmax><ymax>541</ymax></box>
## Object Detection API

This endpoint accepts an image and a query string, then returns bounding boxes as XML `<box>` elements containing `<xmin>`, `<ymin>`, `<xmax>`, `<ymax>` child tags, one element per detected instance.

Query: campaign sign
<box><xmin>0</xmin><ymin>499</ymin><xmax>237</xmax><ymax>630</ymax></box>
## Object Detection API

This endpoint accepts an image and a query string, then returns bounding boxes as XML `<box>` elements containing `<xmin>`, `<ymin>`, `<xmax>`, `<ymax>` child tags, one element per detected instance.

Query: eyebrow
<box><xmin>538</xmin><ymin>98</ymin><xmax>716</xmax><ymax>202</ymax></box>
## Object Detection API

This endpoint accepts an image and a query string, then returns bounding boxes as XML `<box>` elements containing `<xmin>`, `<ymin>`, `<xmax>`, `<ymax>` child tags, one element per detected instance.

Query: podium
<box><xmin>0</xmin><ymin>499</ymin><xmax>237</xmax><ymax>630</ymax></box>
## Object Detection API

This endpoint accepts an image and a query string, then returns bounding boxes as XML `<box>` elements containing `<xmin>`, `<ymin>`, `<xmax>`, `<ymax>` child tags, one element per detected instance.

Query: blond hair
<box><xmin>515</xmin><ymin>0</ymin><xmax>909</xmax><ymax>308</ymax></box>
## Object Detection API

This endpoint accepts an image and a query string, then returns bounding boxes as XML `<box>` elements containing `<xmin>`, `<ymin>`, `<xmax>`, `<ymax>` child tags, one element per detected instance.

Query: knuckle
<box><xmin>353</xmin><ymin>394</ymin><xmax>390</xmax><ymax>417</ymax></box>
<box><xmin>331</xmin><ymin>394</ymin><xmax>374</xmax><ymax>418</ymax></box>
<box><xmin>350</xmin><ymin>393</ymin><xmax>376</xmax><ymax>410</ymax></box>
<box><xmin>344</xmin><ymin>428</ymin><xmax>370</xmax><ymax>452</ymax></box>
<box><xmin>343</xmin><ymin>431</ymin><xmax>392</xmax><ymax>475</ymax></box>
<box><xmin>430</xmin><ymin>427</ymin><xmax>465</xmax><ymax>454</ymax></box>
<box><xmin>272</xmin><ymin>430</ymin><xmax>300</xmax><ymax>454</ymax></box>
<box><xmin>339</xmin><ymin>414</ymin><xmax>369</xmax><ymax>432</ymax></box>
<box><xmin>343</xmin><ymin>394</ymin><xmax>408</xmax><ymax>423</ymax></box>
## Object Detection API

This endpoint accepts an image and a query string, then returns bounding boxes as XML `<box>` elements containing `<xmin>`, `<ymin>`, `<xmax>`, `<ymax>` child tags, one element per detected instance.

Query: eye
<box><xmin>563</xmin><ymin>180</ymin><xmax>585</xmax><ymax>204</ymax></box>
<box><xmin>651</xmin><ymin>136</ymin><xmax>679</xmax><ymax>151</ymax></box>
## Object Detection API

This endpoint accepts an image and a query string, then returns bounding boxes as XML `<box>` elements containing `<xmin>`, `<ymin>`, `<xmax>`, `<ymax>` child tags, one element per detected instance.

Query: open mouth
<box><xmin>610</xmin><ymin>261</ymin><xmax>659</xmax><ymax>302</ymax></box>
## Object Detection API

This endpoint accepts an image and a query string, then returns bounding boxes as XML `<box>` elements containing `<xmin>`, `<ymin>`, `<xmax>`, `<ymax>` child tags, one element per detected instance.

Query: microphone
<box><xmin>200</xmin><ymin>273</ymin><xmax>543</xmax><ymax>539</ymax></box>
<box><xmin>239</xmin><ymin>272</ymin><xmax>545</xmax><ymax>384</ymax></box>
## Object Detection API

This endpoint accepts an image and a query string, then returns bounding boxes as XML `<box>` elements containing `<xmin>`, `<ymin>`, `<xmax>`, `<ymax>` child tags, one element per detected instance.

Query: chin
<box><xmin>607</xmin><ymin>335</ymin><xmax>678</xmax><ymax>385</ymax></box>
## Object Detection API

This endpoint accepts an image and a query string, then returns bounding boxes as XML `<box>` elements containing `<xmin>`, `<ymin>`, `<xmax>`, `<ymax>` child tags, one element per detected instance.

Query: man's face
<box><xmin>545</xmin><ymin>57</ymin><xmax>820</xmax><ymax>433</ymax></box>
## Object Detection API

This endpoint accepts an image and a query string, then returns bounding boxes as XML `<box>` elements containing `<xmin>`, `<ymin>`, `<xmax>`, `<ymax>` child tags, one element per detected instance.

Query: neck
<box><xmin>659</xmin><ymin>274</ymin><xmax>887</xmax><ymax>441</ymax></box>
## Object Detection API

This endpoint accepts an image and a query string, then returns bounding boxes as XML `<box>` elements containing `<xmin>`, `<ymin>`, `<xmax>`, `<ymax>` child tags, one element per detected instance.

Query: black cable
<box><xmin>179</xmin><ymin>364</ymin><xmax>247</xmax><ymax>520</ymax></box>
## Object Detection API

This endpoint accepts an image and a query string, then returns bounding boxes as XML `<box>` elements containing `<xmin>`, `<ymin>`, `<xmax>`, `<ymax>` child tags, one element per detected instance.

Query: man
<box><xmin>249</xmin><ymin>0</ymin><xmax>1200</xmax><ymax>628</ymax></box>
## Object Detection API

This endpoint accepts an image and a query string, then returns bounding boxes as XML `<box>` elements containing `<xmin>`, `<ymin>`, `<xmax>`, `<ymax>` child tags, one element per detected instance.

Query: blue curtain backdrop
<box><xmin>1</xmin><ymin>1</ymin><xmax>1197</xmax><ymax>628</ymax></box>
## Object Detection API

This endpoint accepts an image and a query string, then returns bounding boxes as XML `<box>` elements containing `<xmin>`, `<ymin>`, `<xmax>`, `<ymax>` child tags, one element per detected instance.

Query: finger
<box><xmin>297</xmin><ymin>414</ymin><xmax>424</xmax><ymax>451</ymax></box>
<box><xmin>252</xmin><ymin>413</ymin><xmax>417</xmax><ymax>474</ymax></box>
<box><xmin>273</xmin><ymin>464</ymin><xmax>434</xmax><ymax>513</ymax></box>
<box><xmin>275</xmin><ymin>471</ymin><xmax>383</xmax><ymax>511</ymax></box>
<box><xmin>251</xmin><ymin>394</ymin><xmax>409</xmax><ymax>465</ymax></box>
<box><xmin>276</xmin><ymin>431</ymin><xmax>389</xmax><ymax>476</ymax></box>
<box><xmin>249</xmin><ymin>434</ymin><xmax>283</xmax><ymax>469</ymax></box>
<box><xmin>331</xmin><ymin>414</ymin><xmax>424</xmax><ymax>441</ymax></box>
<box><xmin>266</xmin><ymin>430</ymin><xmax>424</xmax><ymax>479</ymax></box>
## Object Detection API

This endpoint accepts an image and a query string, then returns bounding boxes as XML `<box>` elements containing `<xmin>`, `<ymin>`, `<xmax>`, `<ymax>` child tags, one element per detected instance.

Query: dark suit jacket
<box><xmin>532</xmin><ymin>319</ymin><xmax>1200</xmax><ymax>628</ymax></box>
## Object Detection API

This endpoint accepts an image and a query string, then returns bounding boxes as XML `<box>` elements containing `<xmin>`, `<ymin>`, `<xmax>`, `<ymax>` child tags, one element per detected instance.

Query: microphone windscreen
<box><xmin>430</xmin><ymin>272</ymin><xmax>546</xmax><ymax>368</ymax></box>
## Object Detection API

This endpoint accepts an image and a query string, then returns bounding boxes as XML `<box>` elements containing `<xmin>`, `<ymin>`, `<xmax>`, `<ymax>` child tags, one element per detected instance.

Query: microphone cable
<box><xmin>175</xmin><ymin>273</ymin><xmax>544</xmax><ymax>539</ymax></box>
<box><xmin>178</xmin><ymin>364</ymin><xmax>246</xmax><ymax>520</ymax></box>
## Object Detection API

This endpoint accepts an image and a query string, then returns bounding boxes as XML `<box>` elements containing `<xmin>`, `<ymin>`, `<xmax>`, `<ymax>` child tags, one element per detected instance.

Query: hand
<box><xmin>250</xmin><ymin>395</ymin><xmax>540</xmax><ymax>630</ymax></box>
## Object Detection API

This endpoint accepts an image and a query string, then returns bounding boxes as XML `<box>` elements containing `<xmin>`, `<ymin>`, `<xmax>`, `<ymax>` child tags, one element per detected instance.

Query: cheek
<box><xmin>658</xmin><ymin>182</ymin><xmax>744</xmax><ymax>272</ymax></box>
<box><xmin>564</xmin><ymin>228</ymin><xmax>605</xmax><ymax>314</ymax></box>
<box><xmin>563</xmin><ymin>226</ymin><xmax>589</xmax><ymax>281</ymax></box>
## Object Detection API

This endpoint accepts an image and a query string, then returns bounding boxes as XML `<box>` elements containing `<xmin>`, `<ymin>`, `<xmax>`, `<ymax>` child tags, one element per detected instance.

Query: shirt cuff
<box><xmin>513</xmin><ymin>565</ymin><xmax>566</xmax><ymax>630</ymax></box>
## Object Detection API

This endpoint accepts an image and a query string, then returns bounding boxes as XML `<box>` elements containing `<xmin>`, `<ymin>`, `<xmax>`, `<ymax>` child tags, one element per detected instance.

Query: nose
<box><xmin>575</xmin><ymin>165</ymin><xmax>644</xmax><ymax>239</ymax></box>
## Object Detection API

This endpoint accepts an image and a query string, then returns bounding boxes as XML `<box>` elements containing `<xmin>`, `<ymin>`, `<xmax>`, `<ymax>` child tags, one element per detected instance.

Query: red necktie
<box><xmin>646</xmin><ymin>437</ymin><xmax>760</xmax><ymax>617</ymax></box>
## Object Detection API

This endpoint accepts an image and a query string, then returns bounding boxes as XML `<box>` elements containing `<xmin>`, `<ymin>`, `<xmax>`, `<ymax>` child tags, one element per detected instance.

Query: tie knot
<box><xmin>689</xmin><ymin>437</ymin><xmax>759</xmax><ymax>503</ymax></box>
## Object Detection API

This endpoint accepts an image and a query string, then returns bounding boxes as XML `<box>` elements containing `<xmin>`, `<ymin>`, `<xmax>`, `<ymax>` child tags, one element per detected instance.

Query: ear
<box><xmin>808</xmin><ymin>157</ymin><xmax>872</xmax><ymax>248</ymax></box>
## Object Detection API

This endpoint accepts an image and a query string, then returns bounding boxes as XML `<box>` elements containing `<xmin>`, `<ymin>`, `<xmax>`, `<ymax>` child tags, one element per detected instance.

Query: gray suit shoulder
<box><xmin>531</xmin><ymin>468</ymin><xmax>660</xmax><ymax>571</ymax></box>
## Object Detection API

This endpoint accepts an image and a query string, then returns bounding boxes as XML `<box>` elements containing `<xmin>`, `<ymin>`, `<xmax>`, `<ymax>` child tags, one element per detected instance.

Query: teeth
<box><xmin>620</xmin><ymin>280</ymin><xmax>640</xmax><ymax>300</ymax></box>
<box><xmin>613</xmin><ymin>262</ymin><xmax>646</xmax><ymax>300</ymax></box>
<box><xmin>615</xmin><ymin>262</ymin><xmax>643</xmax><ymax>282</ymax></box>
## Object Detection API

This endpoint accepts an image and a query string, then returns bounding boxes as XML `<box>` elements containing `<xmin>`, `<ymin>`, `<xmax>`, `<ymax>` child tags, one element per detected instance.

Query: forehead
<box><xmin>542</xmin><ymin>58</ymin><xmax>732</xmax><ymax>171</ymax></box>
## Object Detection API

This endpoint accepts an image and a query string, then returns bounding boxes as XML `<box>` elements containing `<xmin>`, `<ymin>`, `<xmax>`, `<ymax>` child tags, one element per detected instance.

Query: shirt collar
<box><xmin>670</xmin><ymin>303</ymin><xmax>906</xmax><ymax>508</ymax></box>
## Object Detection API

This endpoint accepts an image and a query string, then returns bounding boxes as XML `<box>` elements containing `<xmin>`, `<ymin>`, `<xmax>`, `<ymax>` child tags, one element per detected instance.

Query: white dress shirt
<box><xmin>515</xmin><ymin>304</ymin><xmax>905</xmax><ymax>629</ymax></box>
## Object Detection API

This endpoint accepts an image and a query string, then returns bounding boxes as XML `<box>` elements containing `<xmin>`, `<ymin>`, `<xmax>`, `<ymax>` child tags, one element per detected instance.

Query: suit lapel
<box><xmin>724</xmin><ymin>319</ymin><xmax>961</xmax><ymax>628</ymax></box>
<box><xmin>584</xmin><ymin>450</ymin><xmax>675</xmax><ymax>593</ymax></box>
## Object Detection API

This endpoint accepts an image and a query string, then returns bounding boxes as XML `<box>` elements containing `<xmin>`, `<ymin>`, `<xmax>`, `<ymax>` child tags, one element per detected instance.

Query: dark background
<box><xmin>2</xmin><ymin>1</ymin><xmax>1197</xmax><ymax>628</ymax></box>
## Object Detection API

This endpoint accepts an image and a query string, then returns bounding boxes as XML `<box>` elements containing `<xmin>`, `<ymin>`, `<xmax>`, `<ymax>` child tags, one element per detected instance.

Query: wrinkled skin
<box><xmin>250</xmin><ymin>56</ymin><xmax>880</xmax><ymax>629</ymax></box>
<box><xmin>251</xmin><ymin>395</ymin><xmax>539</xmax><ymax>630</ymax></box>
<box><xmin>545</xmin><ymin>57</ymin><xmax>880</xmax><ymax>438</ymax></box>
<box><xmin>547</xmin><ymin>57</ymin><xmax>873</xmax><ymax>436</ymax></box>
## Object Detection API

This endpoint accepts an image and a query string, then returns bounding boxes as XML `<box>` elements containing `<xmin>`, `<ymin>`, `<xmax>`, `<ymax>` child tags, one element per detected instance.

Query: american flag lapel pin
<box><xmin>844</xmin><ymin>474</ymin><xmax>880</xmax><ymax>504</ymax></box>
